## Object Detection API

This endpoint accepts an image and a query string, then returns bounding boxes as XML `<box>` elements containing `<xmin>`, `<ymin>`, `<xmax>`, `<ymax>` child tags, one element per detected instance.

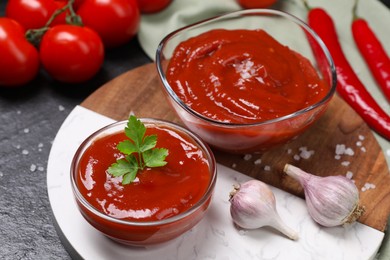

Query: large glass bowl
<box><xmin>156</xmin><ymin>9</ymin><xmax>337</xmax><ymax>153</ymax></box>
<box><xmin>70</xmin><ymin>118</ymin><xmax>217</xmax><ymax>246</ymax></box>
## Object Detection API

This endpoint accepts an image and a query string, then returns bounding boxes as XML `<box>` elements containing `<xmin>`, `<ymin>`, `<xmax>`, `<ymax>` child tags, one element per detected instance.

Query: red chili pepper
<box><xmin>351</xmin><ymin>6</ymin><xmax>390</xmax><ymax>102</ymax></box>
<box><xmin>306</xmin><ymin>6</ymin><xmax>390</xmax><ymax>140</ymax></box>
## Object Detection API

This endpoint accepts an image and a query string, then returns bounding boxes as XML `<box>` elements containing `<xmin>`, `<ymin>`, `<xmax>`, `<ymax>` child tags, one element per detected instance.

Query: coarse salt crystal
<box><xmin>38</xmin><ymin>166</ymin><xmax>44</xmax><ymax>172</ymax></box>
<box><xmin>264</xmin><ymin>165</ymin><xmax>271</xmax><ymax>171</ymax></box>
<box><xmin>58</xmin><ymin>105</ymin><xmax>65</xmax><ymax>111</ymax></box>
<box><xmin>23</xmin><ymin>128</ymin><xmax>29</xmax><ymax>133</ymax></box>
<box><xmin>22</xmin><ymin>149</ymin><xmax>29</xmax><ymax>155</ymax></box>
<box><xmin>335</xmin><ymin>155</ymin><xmax>341</xmax><ymax>160</ymax></box>
<box><xmin>232</xmin><ymin>163</ymin><xmax>237</xmax><ymax>168</ymax></box>
<box><xmin>287</xmin><ymin>149</ymin><xmax>292</xmax><ymax>154</ymax></box>
<box><xmin>356</xmin><ymin>141</ymin><xmax>362</xmax><ymax>147</ymax></box>
<box><xmin>335</xmin><ymin>144</ymin><xmax>354</xmax><ymax>156</ymax></box>
<box><xmin>358</xmin><ymin>135</ymin><xmax>365</xmax><ymax>141</ymax></box>
<box><xmin>243</xmin><ymin>154</ymin><xmax>252</xmax><ymax>161</ymax></box>
<box><xmin>361</xmin><ymin>147</ymin><xmax>367</xmax><ymax>153</ymax></box>
<box><xmin>341</xmin><ymin>161</ymin><xmax>350</xmax><ymax>166</ymax></box>
<box><xmin>38</xmin><ymin>143</ymin><xmax>43</xmax><ymax>148</ymax></box>
<box><xmin>362</xmin><ymin>182</ymin><xmax>376</xmax><ymax>191</ymax></box>
<box><xmin>346</xmin><ymin>171</ymin><xmax>353</xmax><ymax>179</ymax></box>
<box><xmin>238</xmin><ymin>229</ymin><xmax>247</xmax><ymax>236</ymax></box>
<box><xmin>345</xmin><ymin>148</ymin><xmax>354</xmax><ymax>156</ymax></box>
<box><xmin>299</xmin><ymin>146</ymin><xmax>315</xmax><ymax>159</ymax></box>
<box><xmin>335</xmin><ymin>144</ymin><xmax>346</xmax><ymax>155</ymax></box>
<box><xmin>254</xmin><ymin>159</ymin><xmax>262</xmax><ymax>165</ymax></box>
<box><xmin>293</xmin><ymin>154</ymin><xmax>300</xmax><ymax>161</ymax></box>
<box><xmin>30</xmin><ymin>164</ymin><xmax>37</xmax><ymax>172</ymax></box>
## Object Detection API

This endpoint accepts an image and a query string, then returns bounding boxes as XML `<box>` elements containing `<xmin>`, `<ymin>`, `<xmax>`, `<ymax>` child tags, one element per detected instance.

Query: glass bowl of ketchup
<box><xmin>156</xmin><ymin>9</ymin><xmax>337</xmax><ymax>153</ymax></box>
<box><xmin>70</xmin><ymin>118</ymin><xmax>216</xmax><ymax>246</ymax></box>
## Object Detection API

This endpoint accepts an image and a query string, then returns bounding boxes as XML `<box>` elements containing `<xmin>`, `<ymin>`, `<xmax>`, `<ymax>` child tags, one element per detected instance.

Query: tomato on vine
<box><xmin>5</xmin><ymin>0</ymin><xmax>66</xmax><ymax>30</ymax></box>
<box><xmin>77</xmin><ymin>0</ymin><xmax>140</xmax><ymax>48</ymax></box>
<box><xmin>39</xmin><ymin>25</ymin><xmax>104</xmax><ymax>83</ymax></box>
<box><xmin>0</xmin><ymin>18</ymin><xmax>40</xmax><ymax>87</ymax></box>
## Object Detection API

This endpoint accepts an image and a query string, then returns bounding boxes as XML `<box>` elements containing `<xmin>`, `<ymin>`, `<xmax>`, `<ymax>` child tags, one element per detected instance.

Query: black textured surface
<box><xmin>1</xmin><ymin>1</ymin><xmax>389</xmax><ymax>260</ymax></box>
<box><xmin>0</xmin><ymin>2</ymin><xmax>150</xmax><ymax>259</ymax></box>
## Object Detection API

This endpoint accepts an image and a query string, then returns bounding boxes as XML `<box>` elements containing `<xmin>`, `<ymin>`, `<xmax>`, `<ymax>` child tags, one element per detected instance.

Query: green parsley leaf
<box><xmin>117</xmin><ymin>140</ymin><xmax>138</xmax><ymax>155</ymax></box>
<box><xmin>125</xmin><ymin>115</ymin><xmax>146</xmax><ymax>150</ymax></box>
<box><xmin>140</xmin><ymin>134</ymin><xmax>157</xmax><ymax>152</ymax></box>
<box><xmin>107</xmin><ymin>116</ymin><xmax>169</xmax><ymax>185</ymax></box>
<box><xmin>143</xmin><ymin>148</ymin><xmax>169</xmax><ymax>167</ymax></box>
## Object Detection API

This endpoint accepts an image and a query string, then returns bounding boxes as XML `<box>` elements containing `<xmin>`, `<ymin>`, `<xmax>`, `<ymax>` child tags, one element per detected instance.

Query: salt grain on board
<box><xmin>243</xmin><ymin>154</ymin><xmax>252</xmax><ymax>161</ymax></box>
<box><xmin>361</xmin><ymin>182</ymin><xmax>376</xmax><ymax>192</ymax></box>
<box><xmin>22</xmin><ymin>149</ymin><xmax>29</xmax><ymax>155</ymax></box>
<box><xmin>346</xmin><ymin>171</ymin><xmax>353</xmax><ymax>179</ymax></box>
<box><xmin>254</xmin><ymin>159</ymin><xmax>262</xmax><ymax>165</ymax></box>
<box><xmin>335</xmin><ymin>144</ymin><xmax>354</xmax><ymax>156</ymax></box>
<box><xmin>299</xmin><ymin>147</ymin><xmax>315</xmax><ymax>159</ymax></box>
<box><xmin>23</xmin><ymin>128</ymin><xmax>29</xmax><ymax>134</ymax></box>
<box><xmin>341</xmin><ymin>161</ymin><xmax>350</xmax><ymax>167</ymax></box>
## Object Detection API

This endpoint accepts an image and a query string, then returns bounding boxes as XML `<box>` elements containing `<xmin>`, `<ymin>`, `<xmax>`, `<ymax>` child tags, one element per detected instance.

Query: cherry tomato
<box><xmin>39</xmin><ymin>25</ymin><xmax>104</xmax><ymax>83</ymax></box>
<box><xmin>136</xmin><ymin>0</ymin><xmax>172</xmax><ymax>13</ymax></box>
<box><xmin>5</xmin><ymin>0</ymin><xmax>65</xmax><ymax>30</ymax></box>
<box><xmin>77</xmin><ymin>0</ymin><xmax>140</xmax><ymax>48</ymax></box>
<box><xmin>237</xmin><ymin>0</ymin><xmax>277</xmax><ymax>9</ymax></box>
<box><xmin>0</xmin><ymin>18</ymin><xmax>40</xmax><ymax>87</ymax></box>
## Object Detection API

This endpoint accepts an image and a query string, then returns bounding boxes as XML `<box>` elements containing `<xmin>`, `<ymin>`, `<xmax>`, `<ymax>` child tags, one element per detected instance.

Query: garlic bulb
<box><xmin>283</xmin><ymin>164</ymin><xmax>365</xmax><ymax>227</ymax></box>
<box><xmin>229</xmin><ymin>180</ymin><xmax>299</xmax><ymax>240</ymax></box>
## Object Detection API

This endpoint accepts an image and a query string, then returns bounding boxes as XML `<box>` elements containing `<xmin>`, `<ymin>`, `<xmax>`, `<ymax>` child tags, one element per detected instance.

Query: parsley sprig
<box><xmin>107</xmin><ymin>116</ymin><xmax>169</xmax><ymax>185</ymax></box>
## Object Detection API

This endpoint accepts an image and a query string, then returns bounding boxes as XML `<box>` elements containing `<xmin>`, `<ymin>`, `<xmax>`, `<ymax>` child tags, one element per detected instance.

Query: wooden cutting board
<box><xmin>81</xmin><ymin>63</ymin><xmax>390</xmax><ymax>232</ymax></box>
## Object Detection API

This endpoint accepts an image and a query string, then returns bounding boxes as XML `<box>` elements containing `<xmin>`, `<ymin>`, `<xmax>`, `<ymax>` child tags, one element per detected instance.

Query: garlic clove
<box><xmin>283</xmin><ymin>164</ymin><xmax>365</xmax><ymax>227</ymax></box>
<box><xmin>229</xmin><ymin>180</ymin><xmax>299</xmax><ymax>240</ymax></box>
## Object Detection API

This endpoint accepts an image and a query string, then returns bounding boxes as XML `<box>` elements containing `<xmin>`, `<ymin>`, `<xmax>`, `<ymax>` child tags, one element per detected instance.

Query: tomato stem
<box><xmin>25</xmin><ymin>0</ymin><xmax>83</xmax><ymax>47</ymax></box>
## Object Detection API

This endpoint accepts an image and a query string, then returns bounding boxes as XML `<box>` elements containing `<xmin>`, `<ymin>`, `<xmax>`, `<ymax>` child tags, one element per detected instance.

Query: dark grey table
<box><xmin>0</xmin><ymin>2</ymin><xmax>150</xmax><ymax>259</ymax></box>
<box><xmin>1</xmin><ymin>1</ymin><xmax>389</xmax><ymax>259</ymax></box>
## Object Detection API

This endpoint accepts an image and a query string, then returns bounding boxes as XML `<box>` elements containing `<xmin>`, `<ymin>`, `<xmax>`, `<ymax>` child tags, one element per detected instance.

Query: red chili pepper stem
<box><xmin>306</xmin><ymin>6</ymin><xmax>390</xmax><ymax>140</ymax></box>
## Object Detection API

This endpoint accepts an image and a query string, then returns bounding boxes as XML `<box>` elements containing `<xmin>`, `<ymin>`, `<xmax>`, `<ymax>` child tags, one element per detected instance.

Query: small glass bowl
<box><xmin>70</xmin><ymin>118</ymin><xmax>217</xmax><ymax>246</ymax></box>
<box><xmin>156</xmin><ymin>9</ymin><xmax>336</xmax><ymax>153</ymax></box>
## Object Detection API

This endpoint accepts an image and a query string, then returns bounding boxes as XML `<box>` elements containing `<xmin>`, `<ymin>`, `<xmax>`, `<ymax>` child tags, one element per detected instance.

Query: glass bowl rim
<box><xmin>155</xmin><ymin>8</ymin><xmax>337</xmax><ymax>128</ymax></box>
<box><xmin>70</xmin><ymin>118</ymin><xmax>217</xmax><ymax>227</ymax></box>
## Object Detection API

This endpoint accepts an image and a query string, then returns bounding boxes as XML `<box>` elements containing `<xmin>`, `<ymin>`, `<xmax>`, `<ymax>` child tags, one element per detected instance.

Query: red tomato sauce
<box><xmin>77</xmin><ymin>126</ymin><xmax>211</xmax><ymax>222</ymax></box>
<box><xmin>166</xmin><ymin>29</ymin><xmax>330</xmax><ymax>123</ymax></box>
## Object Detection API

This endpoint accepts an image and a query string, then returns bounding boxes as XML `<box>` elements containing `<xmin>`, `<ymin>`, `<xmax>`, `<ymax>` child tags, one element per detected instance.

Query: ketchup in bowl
<box><xmin>71</xmin><ymin>118</ymin><xmax>216</xmax><ymax>246</ymax></box>
<box><xmin>166</xmin><ymin>29</ymin><xmax>329</xmax><ymax>124</ymax></box>
<box><xmin>156</xmin><ymin>9</ymin><xmax>336</xmax><ymax>153</ymax></box>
